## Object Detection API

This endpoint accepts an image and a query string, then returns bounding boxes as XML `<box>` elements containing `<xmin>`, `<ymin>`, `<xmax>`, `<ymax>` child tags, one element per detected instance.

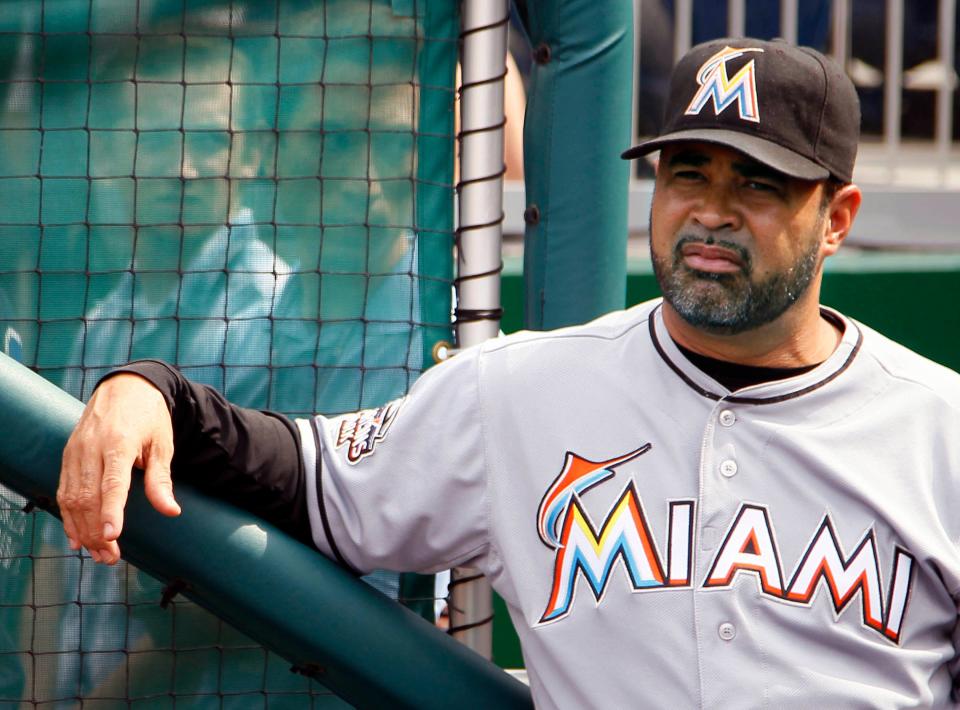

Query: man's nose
<box><xmin>691</xmin><ymin>184</ymin><xmax>742</xmax><ymax>233</ymax></box>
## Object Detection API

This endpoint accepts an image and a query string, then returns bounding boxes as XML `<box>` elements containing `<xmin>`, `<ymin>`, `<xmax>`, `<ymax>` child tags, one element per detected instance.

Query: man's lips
<box><xmin>680</xmin><ymin>243</ymin><xmax>745</xmax><ymax>274</ymax></box>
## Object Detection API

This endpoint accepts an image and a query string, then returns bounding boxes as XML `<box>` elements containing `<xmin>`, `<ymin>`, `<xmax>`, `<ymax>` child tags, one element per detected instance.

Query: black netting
<box><xmin>0</xmin><ymin>0</ymin><xmax>457</xmax><ymax>704</ymax></box>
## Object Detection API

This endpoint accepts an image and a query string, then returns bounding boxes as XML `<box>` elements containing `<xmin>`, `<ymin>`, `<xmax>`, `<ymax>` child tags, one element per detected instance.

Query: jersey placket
<box><xmin>695</xmin><ymin>397</ymin><xmax>769</xmax><ymax>709</ymax></box>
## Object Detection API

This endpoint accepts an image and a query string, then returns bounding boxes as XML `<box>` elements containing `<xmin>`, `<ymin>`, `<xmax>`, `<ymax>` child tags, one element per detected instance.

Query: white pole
<box><xmin>728</xmin><ymin>0</ymin><xmax>746</xmax><ymax>38</ymax></box>
<box><xmin>780</xmin><ymin>0</ymin><xmax>798</xmax><ymax>45</ymax></box>
<box><xmin>632</xmin><ymin>0</ymin><xmax>642</xmax><ymax>147</ymax></box>
<box><xmin>674</xmin><ymin>0</ymin><xmax>692</xmax><ymax>59</ymax></box>
<box><xmin>884</xmin><ymin>0</ymin><xmax>903</xmax><ymax>178</ymax></box>
<box><xmin>450</xmin><ymin>0</ymin><xmax>509</xmax><ymax>659</ymax></box>
<box><xmin>830</xmin><ymin>0</ymin><xmax>849</xmax><ymax>66</ymax></box>
<box><xmin>936</xmin><ymin>0</ymin><xmax>956</xmax><ymax>179</ymax></box>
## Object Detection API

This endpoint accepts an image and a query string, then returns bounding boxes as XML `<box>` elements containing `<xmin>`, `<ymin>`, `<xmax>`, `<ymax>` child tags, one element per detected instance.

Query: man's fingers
<box><xmin>97</xmin><ymin>540</ymin><xmax>121</xmax><ymax>565</ymax></box>
<box><xmin>65</xmin><ymin>445</ymin><xmax>107</xmax><ymax>553</ymax></box>
<box><xmin>60</xmin><ymin>507</ymin><xmax>82</xmax><ymax>551</ymax></box>
<box><xmin>143</xmin><ymin>445</ymin><xmax>181</xmax><ymax>517</ymax></box>
<box><xmin>58</xmin><ymin>447</ymin><xmax>82</xmax><ymax>550</ymax></box>
<box><xmin>100</xmin><ymin>445</ymin><xmax>135</xmax><ymax>542</ymax></box>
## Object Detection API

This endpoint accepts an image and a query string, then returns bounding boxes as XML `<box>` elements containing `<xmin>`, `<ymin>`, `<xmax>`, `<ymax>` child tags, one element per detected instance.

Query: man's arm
<box><xmin>57</xmin><ymin>360</ymin><xmax>307</xmax><ymax>564</ymax></box>
<box><xmin>61</xmin><ymin>348</ymin><xmax>492</xmax><ymax>576</ymax></box>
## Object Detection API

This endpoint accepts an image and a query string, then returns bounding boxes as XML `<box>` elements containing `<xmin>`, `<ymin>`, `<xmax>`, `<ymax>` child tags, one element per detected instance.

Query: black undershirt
<box><xmin>674</xmin><ymin>342</ymin><xmax>821</xmax><ymax>391</ymax></box>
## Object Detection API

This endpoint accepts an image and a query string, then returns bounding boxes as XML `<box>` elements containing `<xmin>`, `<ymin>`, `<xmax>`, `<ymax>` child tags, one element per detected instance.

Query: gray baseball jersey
<box><xmin>296</xmin><ymin>298</ymin><xmax>960</xmax><ymax>709</ymax></box>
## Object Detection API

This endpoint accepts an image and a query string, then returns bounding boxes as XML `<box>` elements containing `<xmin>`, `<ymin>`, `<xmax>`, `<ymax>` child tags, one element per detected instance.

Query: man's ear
<box><xmin>822</xmin><ymin>183</ymin><xmax>862</xmax><ymax>256</ymax></box>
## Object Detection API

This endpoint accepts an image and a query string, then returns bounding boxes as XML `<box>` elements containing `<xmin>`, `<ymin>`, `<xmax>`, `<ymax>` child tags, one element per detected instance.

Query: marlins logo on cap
<box><xmin>621</xmin><ymin>38</ymin><xmax>861</xmax><ymax>182</ymax></box>
<box><xmin>685</xmin><ymin>46</ymin><xmax>764</xmax><ymax>123</ymax></box>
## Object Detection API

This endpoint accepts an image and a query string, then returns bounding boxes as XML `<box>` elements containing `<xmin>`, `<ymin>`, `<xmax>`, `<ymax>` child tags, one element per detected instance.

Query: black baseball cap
<box><xmin>622</xmin><ymin>38</ymin><xmax>860</xmax><ymax>182</ymax></box>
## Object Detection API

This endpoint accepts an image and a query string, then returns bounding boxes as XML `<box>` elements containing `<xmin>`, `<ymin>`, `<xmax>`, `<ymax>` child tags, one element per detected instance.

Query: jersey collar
<box><xmin>648</xmin><ymin>302</ymin><xmax>863</xmax><ymax>404</ymax></box>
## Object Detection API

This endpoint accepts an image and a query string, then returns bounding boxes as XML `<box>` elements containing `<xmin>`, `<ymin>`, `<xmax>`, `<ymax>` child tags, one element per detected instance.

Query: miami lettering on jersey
<box><xmin>535</xmin><ymin>446</ymin><xmax>916</xmax><ymax>645</ymax></box>
<box><xmin>334</xmin><ymin>399</ymin><xmax>403</xmax><ymax>464</ymax></box>
<box><xmin>685</xmin><ymin>46</ymin><xmax>764</xmax><ymax>123</ymax></box>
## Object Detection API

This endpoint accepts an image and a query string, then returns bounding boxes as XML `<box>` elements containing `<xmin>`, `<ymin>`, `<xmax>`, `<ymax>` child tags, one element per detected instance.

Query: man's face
<box><xmin>649</xmin><ymin>142</ymin><xmax>830</xmax><ymax>336</ymax></box>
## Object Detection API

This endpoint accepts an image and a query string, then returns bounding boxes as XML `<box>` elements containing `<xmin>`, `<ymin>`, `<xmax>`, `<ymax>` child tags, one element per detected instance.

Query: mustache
<box><xmin>673</xmin><ymin>235</ymin><xmax>752</xmax><ymax>272</ymax></box>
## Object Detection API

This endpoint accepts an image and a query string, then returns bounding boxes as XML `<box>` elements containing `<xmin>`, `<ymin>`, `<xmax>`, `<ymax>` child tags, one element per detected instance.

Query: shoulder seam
<box><xmin>859</xmin><ymin>349</ymin><xmax>960</xmax><ymax>415</ymax></box>
<box><xmin>483</xmin><ymin>310</ymin><xmax>654</xmax><ymax>354</ymax></box>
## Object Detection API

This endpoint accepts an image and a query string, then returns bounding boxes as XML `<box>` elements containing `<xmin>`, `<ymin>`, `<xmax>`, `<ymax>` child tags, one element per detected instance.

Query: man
<box><xmin>58</xmin><ymin>38</ymin><xmax>960</xmax><ymax>707</ymax></box>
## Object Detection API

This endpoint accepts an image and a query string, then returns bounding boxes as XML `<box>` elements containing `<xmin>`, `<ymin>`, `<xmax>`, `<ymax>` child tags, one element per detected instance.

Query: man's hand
<box><xmin>57</xmin><ymin>373</ymin><xmax>181</xmax><ymax>564</ymax></box>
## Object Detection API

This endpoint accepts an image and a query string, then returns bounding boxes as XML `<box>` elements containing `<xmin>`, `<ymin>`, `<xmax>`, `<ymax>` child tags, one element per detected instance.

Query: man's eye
<box><xmin>674</xmin><ymin>170</ymin><xmax>704</xmax><ymax>181</ymax></box>
<box><xmin>745</xmin><ymin>180</ymin><xmax>779</xmax><ymax>193</ymax></box>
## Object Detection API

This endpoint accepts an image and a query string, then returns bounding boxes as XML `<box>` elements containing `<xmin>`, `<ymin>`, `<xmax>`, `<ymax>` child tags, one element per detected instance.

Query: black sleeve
<box><xmin>97</xmin><ymin>360</ymin><xmax>312</xmax><ymax>546</ymax></box>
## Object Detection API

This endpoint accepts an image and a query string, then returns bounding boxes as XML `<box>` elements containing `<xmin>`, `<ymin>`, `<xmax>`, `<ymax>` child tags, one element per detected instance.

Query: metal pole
<box><xmin>674</xmin><ymin>0</ymin><xmax>692</xmax><ymax>60</ymax></box>
<box><xmin>451</xmin><ymin>0</ymin><xmax>509</xmax><ymax>659</ymax></box>
<box><xmin>831</xmin><ymin>0</ymin><xmax>850</xmax><ymax>66</ymax></box>
<box><xmin>884</xmin><ymin>0</ymin><xmax>903</xmax><ymax>178</ymax></box>
<box><xmin>780</xmin><ymin>0</ymin><xmax>798</xmax><ymax>45</ymax></box>
<box><xmin>728</xmin><ymin>0</ymin><xmax>746</xmax><ymax>38</ymax></box>
<box><xmin>633</xmin><ymin>0</ymin><xmax>642</xmax><ymax>147</ymax></box>
<box><xmin>936</xmin><ymin>0</ymin><xmax>957</xmax><ymax>179</ymax></box>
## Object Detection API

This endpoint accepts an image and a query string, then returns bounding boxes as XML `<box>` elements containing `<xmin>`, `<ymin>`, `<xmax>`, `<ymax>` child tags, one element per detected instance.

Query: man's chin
<box><xmin>670</xmin><ymin>275</ymin><xmax>743</xmax><ymax>304</ymax></box>
<box><xmin>668</xmin><ymin>301</ymin><xmax>751</xmax><ymax>335</ymax></box>
<box><xmin>661</xmin><ymin>283</ymin><xmax>754</xmax><ymax>335</ymax></box>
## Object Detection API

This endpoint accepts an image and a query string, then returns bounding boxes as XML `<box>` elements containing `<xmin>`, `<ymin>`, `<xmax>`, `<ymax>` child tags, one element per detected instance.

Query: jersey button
<box><xmin>719</xmin><ymin>410</ymin><xmax>736</xmax><ymax>427</ymax></box>
<box><xmin>719</xmin><ymin>459</ymin><xmax>738</xmax><ymax>477</ymax></box>
<box><xmin>718</xmin><ymin>622</ymin><xmax>736</xmax><ymax>641</ymax></box>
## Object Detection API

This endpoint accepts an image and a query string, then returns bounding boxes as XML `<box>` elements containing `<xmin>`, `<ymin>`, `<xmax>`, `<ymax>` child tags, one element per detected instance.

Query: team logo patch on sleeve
<box><xmin>334</xmin><ymin>399</ymin><xmax>404</xmax><ymax>464</ymax></box>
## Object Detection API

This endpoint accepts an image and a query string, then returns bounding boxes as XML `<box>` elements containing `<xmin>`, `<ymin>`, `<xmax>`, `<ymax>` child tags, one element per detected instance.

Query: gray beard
<box><xmin>651</xmin><ymin>234</ymin><xmax>821</xmax><ymax>336</ymax></box>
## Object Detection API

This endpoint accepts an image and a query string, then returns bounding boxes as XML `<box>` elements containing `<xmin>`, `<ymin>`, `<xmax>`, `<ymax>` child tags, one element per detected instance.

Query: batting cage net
<box><xmin>0</xmin><ymin>0</ymin><xmax>458</xmax><ymax>704</ymax></box>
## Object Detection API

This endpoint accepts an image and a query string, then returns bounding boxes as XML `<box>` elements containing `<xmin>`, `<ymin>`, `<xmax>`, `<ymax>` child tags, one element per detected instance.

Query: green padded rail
<box><xmin>519</xmin><ymin>0</ymin><xmax>634</xmax><ymax>330</ymax></box>
<box><xmin>0</xmin><ymin>352</ymin><xmax>532</xmax><ymax>709</ymax></box>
